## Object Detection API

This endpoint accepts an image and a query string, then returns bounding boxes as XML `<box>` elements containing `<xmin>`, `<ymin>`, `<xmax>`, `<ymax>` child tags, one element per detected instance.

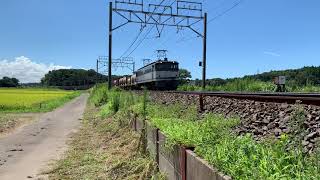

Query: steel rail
<box><xmin>167</xmin><ymin>91</ymin><xmax>320</xmax><ymax>106</ymax></box>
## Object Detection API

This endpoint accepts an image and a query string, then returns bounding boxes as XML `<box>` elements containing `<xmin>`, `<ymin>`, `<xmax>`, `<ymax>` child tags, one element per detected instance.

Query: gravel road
<box><xmin>0</xmin><ymin>94</ymin><xmax>88</xmax><ymax>180</ymax></box>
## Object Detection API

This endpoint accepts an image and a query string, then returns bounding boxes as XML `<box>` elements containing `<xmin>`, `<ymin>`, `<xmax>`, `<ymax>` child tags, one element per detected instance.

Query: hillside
<box><xmin>192</xmin><ymin>66</ymin><xmax>320</xmax><ymax>87</ymax></box>
<box><xmin>245</xmin><ymin>66</ymin><xmax>320</xmax><ymax>86</ymax></box>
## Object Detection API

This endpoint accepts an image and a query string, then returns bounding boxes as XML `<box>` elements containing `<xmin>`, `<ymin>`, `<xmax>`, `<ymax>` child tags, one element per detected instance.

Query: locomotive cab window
<box><xmin>156</xmin><ymin>62</ymin><xmax>178</xmax><ymax>71</ymax></box>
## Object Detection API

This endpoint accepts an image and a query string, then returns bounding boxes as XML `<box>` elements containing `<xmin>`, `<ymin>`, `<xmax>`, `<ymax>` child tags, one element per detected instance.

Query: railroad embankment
<box><xmin>51</xmin><ymin>86</ymin><xmax>320</xmax><ymax>180</ymax></box>
<box><xmin>148</xmin><ymin>91</ymin><xmax>320</xmax><ymax>153</ymax></box>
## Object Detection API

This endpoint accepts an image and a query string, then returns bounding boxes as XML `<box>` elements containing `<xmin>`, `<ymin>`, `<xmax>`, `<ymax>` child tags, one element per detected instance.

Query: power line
<box><xmin>127</xmin><ymin>26</ymin><xmax>155</xmax><ymax>57</ymax></box>
<box><xmin>120</xmin><ymin>0</ymin><xmax>166</xmax><ymax>58</ymax></box>
<box><xmin>126</xmin><ymin>0</ymin><xmax>178</xmax><ymax>57</ymax></box>
<box><xmin>108</xmin><ymin>0</ymin><xmax>206</xmax><ymax>88</ymax></box>
<box><xmin>174</xmin><ymin>0</ymin><xmax>244</xmax><ymax>44</ymax></box>
<box><xmin>119</xmin><ymin>28</ymin><xmax>145</xmax><ymax>59</ymax></box>
<box><xmin>208</xmin><ymin>0</ymin><xmax>244</xmax><ymax>23</ymax></box>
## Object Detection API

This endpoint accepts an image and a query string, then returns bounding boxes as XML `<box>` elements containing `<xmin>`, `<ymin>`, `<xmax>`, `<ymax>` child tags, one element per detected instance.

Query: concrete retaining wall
<box><xmin>146</xmin><ymin>121</ymin><xmax>158</xmax><ymax>161</ymax></box>
<box><xmin>135</xmin><ymin>118</ymin><xmax>144</xmax><ymax>133</ymax></box>
<box><xmin>158</xmin><ymin>131</ymin><xmax>183</xmax><ymax>180</ymax></box>
<box><xmin>130</xmin><ymin>118</ymin><xmax>230</xmax><ymax>180</ymax></box>
<box><xmin>186</xmin><ymin>150</ymin><xmax>231</xmax><ymax>180</ymax></box>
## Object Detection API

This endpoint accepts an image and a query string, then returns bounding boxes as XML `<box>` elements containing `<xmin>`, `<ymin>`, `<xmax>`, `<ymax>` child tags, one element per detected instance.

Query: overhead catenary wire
<box><xmin>120</xmin><ymin>0</ymin><xmax>166</xmax><ymax>58</ymax></box>
<box><xmin>126</xmin><ymin>0</ymin><xmax>177</xmax><ymax>57</ymax></box>
<box><xmin>119</xmin><ymin>28</ymin><xmax>145</xmax><ymax>59</ymax></box>
<box><xmin>208</xmin><ymin>0</ymin><xmax>244</xmax><ymax>23</ymax></box>
<box><xmin>175</xmin><ymin>0</ymin><xmax>245</xmax><ymax>44</ymax></box>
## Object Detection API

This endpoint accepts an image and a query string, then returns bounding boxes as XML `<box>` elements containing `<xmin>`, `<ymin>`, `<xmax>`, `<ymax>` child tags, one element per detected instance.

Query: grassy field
<box><xmin>89</xmin><ymin>87</ymin><xmax>320</xmax><ymax>180</ymax></box>
<box><xmin>178</xmin><ymin>79</ymin><xmax>320</xmax><ymax>92</ymax></box>
<box><xmin>0</xmin><ymin>88</ymin><xmax>80</xmax><ymax>112</ymax></box>
<box><xmin>0</xmin><ymin>88</ymin><xmax>80</xmax><ymax>134</ymax></box>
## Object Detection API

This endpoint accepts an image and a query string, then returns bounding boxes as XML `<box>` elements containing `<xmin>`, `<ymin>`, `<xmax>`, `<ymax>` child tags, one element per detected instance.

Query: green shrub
<box><xmin>90</xmin><ymin>84</ymin><xmax>108</xmax><ymax>107</ymax></box>
<box><xmin>145</xmin><ymin>102</ymin><xmax>320</xmax><ymax>179</ymax></box>
<box><xmin>178</xmin><ymin>79</ymin><xmax>320</xmax><ymax>93</ymax></box>
<box><xmin>89</xmin><ymin>88</ymin><xmax>320</xmax><ymax>179</ymax></box>
<box><xmin>110</xmin><ymin>91</ymin><xmax>120</xmax><ymax>113</ymax></box>
<box><xmin>99</xmin><ymin>103</ymin><xmax>112</xmax><ymax>118</ymax></box>
<box><xmin>178</xmin><ymin>79</ymin><xmax>275</xmax><ymax>92</ymax></box>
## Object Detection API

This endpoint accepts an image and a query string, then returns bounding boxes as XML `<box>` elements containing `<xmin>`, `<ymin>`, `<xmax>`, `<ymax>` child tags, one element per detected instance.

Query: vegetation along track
<box><xmin>171</xmin><ymin>91</ymin><xmax>320</xmax><ymax>107</ymax></box>
<box><xmin>141</xmin><ymin>90</ymin><xmax>320</xmax><ymax>154</ymax></box>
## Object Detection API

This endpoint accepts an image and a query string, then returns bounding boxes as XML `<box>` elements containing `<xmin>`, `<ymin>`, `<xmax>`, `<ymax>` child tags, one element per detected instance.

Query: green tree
<box><xmin>179</xmin><ymin>69</ymin><xmax>192</xmax><ymax>85</ymax></box>
<box><xmin>41</xmin><ymin>69</ymin><xmax>121</xmax><ymax>89</ymax></box>
<box><xmin>0</xmin><ymin>77</ymin><xmax>20</xmax><ymax>87</ymax></box>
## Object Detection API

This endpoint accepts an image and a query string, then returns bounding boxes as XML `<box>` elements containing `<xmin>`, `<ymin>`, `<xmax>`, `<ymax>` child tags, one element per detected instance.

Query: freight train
<box><xmin>113</xmin><ymin>59</ymin><xmax>179</xmax><ymax>90</ymax></box>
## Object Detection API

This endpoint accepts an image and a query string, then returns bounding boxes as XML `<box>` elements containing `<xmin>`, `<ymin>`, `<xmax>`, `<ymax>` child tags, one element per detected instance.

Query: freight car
<box><xmin>114</xmin><ymin>59</ymin><xmax>179</xmax><ymax>90</ymax></box>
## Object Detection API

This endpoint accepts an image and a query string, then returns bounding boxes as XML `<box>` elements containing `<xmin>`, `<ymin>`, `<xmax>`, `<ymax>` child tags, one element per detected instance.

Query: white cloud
<box><xmin>263</xmin><ymin>51</ymin><xmax>281</xmax><ymax>57</ymax></box>
<box><xmin>0</xmin><ymin>56</ymin><xmax>71</xmax><ymax>83</ymax></box>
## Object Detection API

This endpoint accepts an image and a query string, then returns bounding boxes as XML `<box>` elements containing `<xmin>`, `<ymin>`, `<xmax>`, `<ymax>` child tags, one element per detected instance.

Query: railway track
<box><xmin>168</xmin><ymin>91</ymin><xmax>320</xmax><ymax>107</ymax></box>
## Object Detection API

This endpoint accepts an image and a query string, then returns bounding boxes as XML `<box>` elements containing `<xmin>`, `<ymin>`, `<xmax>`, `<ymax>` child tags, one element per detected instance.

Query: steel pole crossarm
<box><xmin>115</xmin><ymin>0</ymin><xmax>143</xmax><ymax>8</ymax></box>
<box><xmin>113</xmin><ymin>8</ymin><xmax>204</xmax><ymax>20</ymax></box>
<box><xmin>115</xmin><ymin>11</ymin><xmax>130</xmax><ymax>21</ymax></box>
<box><xmin>149</xmin><ymin>4</ymin><xmax>173</xmax><ymax>14</ymax></box>
<box><xmin>132</xmin><ymin>12</ymin><xmax>144</xmax><ymax>23</ymax></box>
<box><xmin>149</xmin><ymin>15</ymin><xmax>160</xmax><ymax>24</ymax></box>
<box><xmin>177</xmin><ymin>0</ymin><xmax>203</xmax><ymax>15</ymax></box>
<box><xmin>188</xmin><ymin>26</ymin><xmax>203</xmax><ymax>38</ymax></box>
<box><xmin>112</xmin><ymin>21</ymin><xmax>130</xmax><ymax>31</ymax></box>
<box><xmin>188</xmin><ymin>19</ymin><xmax>202</xmax><ymax>27</ymax></box>
<box><xmin>161</xmin><ymin>15</ymin><xmax>174</xmax><ymax>24</ymax></box>
<box><xmin>177</xmin><ymin>7</ymin><xmax>202</xmax><ymax>11</ymax></box>
<box><xmin>112</xmin><ymin>18</ymin><xmax>193</xmax><ymax>28</ymax></box>
<box><xmin>177</xmin><ymin>0</ymin><xmax>202</xmax><ymax>5</ymax></box>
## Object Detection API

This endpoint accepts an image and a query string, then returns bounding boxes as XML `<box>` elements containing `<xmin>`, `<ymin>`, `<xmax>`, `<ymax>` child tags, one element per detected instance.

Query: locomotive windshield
<box><xmin>155</xmin><ymin>62</ymin><xmax>178</xmax><ymax>71</ymax></box>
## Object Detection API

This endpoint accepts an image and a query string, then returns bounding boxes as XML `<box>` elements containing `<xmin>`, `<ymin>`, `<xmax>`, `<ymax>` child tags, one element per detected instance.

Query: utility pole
<box><xmin>202</xmin><ymin>13</ymin><xmax>207</xmax><ymax>90</ymax></box>
<box><xmin>96</xmin><ymin>59</ymin><xmax>99</xmax><ymax>84</ymax></box>
<box><xmin>97</xmin><ymin>56</ymin><xmax>135</xmax><ymax>76</ymax></box>
<box><xmin>108</xmin><ymin>0</ymin><xmax>208</xmax><ymax>89</ymax></box>
<box><xmin>108</xmin><ymin>1</ymin><xmax>113</xmax><ymax>90</ymax></box>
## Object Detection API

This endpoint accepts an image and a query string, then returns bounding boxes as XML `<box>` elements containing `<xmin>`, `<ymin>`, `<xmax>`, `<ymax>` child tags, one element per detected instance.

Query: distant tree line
<box><xmin>191</xmin><ymin>66</ymin><xmax>320</xmax><ymax>87</ymax></box>
<box><xmin>0</xmin><ymin>77</ymin><xmax>19</xmax><ymax>87</ymax></box>
<box><xmin>246</xmin><ymin>66</ymin><xmax>320</xmax><ymax>86</ymax></box>
<box><xmin>41</xmin><ymin>69</ymin><xmax>121</xmax><ymax>89</ymax></box>
<box><xmin>41</xmin><ymin>69</ymin><xmax>107</xmax><ymax>86</ymax></box>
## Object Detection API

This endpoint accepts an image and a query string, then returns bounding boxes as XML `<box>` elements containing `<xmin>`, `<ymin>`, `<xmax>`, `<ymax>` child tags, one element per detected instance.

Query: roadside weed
<box><xmin>91</xmin><ymin>86</ymin><xmax>320</xmax><ymax>180</ymax></box>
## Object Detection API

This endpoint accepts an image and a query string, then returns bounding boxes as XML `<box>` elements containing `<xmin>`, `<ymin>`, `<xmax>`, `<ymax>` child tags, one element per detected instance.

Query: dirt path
<box><xmin>0</xmin><ymin>94</ymin><xmax>88</xmax><ymax>180</ymax></box>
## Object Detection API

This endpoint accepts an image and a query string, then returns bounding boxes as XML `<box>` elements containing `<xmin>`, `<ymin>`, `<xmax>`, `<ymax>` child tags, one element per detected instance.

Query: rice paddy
<box><xmin>0</xmin><ymin>88</ymin><xmax>80</xmax><ymax>112</ymax></box>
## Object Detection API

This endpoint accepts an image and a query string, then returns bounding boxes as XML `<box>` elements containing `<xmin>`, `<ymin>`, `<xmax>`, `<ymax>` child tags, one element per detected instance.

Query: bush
<box><xmin>89</xmin><ymin>88</ymin><xmax>320</xmax><ymax>179</ymax></box>
<box><xmin>90</xmin><ymin>84</ymin><xmax>109</xmax><ymax>106</ymax></box>
<box><xmin>178</xmin><ymin>79</ymin><xmax>275</xmax><ymax>92</ymax></box>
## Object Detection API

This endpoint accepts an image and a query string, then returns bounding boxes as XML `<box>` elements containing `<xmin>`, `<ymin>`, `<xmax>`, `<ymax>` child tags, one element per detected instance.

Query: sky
<box><xmin>0</xmin><ymin>0</ymin><xmax>320</xmax><ymax>83</ymax></box>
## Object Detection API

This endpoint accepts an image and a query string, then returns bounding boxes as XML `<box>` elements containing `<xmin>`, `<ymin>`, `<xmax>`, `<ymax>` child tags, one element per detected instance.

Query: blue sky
<box><xmin>0</xmin><ymin>0</ymin><xmax>320</xmax><ymax>82</ymax></box>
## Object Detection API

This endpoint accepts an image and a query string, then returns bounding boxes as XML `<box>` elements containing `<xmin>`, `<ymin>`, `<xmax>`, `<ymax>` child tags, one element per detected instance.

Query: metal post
<box><xmin>96</xmin><ymin>59</ymin><xmax>99</xmax><ymax>84</ymax></box>
<box><xmin>108</xmin><ymin>2</ymin><xmax>113</xmax><ymax>90</ymax></box>
<box><xmin>199</xmin><ymin>94</ymin><xmax>204</xmax><ymax>112</ymax></box>
<box><xmin>133</xmin><ymin>62</ymin><xmax>135</xmax><ymax>73</ymax></box>
<box><xmin>202</xmin><ymin>13</ymin><xmax>207</xmax><ymax>90</ymax></box>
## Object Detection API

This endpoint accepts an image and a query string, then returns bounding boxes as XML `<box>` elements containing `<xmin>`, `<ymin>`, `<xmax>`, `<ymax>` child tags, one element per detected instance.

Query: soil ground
<box><xmin>0</xmin><ymin>94</ymin><xmax>88</xmax><ymax>180</ymax></box>
<box><xmin>0</xmin><ymin>113</ymin><xmax>43</xmax><ymax>137</ymax></box>
<box><xmin>45</xmin><ymin>103</ymin><xmax>162</xmax><ymax>180</ymax></box>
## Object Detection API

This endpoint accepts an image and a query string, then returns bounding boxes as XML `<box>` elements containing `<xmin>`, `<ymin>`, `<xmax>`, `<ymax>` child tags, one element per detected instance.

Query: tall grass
<box><xmin>178</xmin><ymin>78</ymin><xmax>320</xmax><ymax>92</ymax></box>
<box><xmin>90</xmin><ymin>86</ymin><xmax>320</xmax><ymax>179</ymax></box>
<box><xmin>89</xmin><ymin>84</ymin><xmax>109</xmax><ymax>106</ymax></box>
<box><xmin>178</xmin><ymin>79</ymin><xmax>275</xmax><ymax>92</ymax></box>
<box><xmin>145</xmin><ymin>102</ymin><xmax>320</xmax><ymax>179</ymax></box>
<box><xmin>91</xmin><ymin>85</ymin><xmax>142</xmax><ymax>119</ymax></box>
